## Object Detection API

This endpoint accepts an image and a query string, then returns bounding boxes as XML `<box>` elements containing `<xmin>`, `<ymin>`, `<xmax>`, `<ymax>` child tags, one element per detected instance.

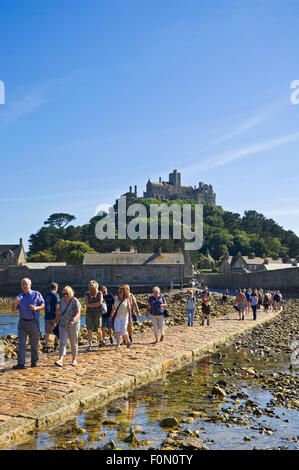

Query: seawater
<box><xmin>13</xmin><ymin>343</ymin><xmax>298</xmax><ymax>450</ymax></box>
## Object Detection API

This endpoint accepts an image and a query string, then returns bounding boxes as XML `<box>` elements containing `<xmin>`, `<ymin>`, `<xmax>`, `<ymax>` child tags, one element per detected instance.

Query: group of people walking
<box><xmin>233</xmin><ymin>287</ymin><xmax>282</xmax><ymax>321</ymax></box>
<box><xmin>10</xmin><ymin>278</ymin><xmax>283</xmax><ymax>370</ymax></box>
<box><xmin>11</xmin><ymin>278</ymin><xmax>168</xmax><ymax>369</ymax></box>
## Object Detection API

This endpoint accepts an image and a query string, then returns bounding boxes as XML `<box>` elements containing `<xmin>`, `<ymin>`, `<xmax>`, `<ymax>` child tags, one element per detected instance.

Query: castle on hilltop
<box><xmin>142</xmin><ymin>170</ymin><xmax>216</xmax><ymax>205</ymax></box>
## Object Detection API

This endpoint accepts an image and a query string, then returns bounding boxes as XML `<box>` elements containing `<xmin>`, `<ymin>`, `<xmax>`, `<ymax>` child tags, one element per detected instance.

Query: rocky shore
<box><xmin>15</xmin><ymin>297</ymin><xmax>298</xmax><ymax>451</ymax></box>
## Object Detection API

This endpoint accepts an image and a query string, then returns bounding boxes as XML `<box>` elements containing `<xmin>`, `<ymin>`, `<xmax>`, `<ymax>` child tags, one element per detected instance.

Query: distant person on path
<box><xmin>44</xmin><ymin>282</ymin><xmax>60</xmax><ymax>353</ymax></box>
<box><xmin>146</xmin><ymin>286</ymin><xmax>168</xmax><ymax>343</ymax></box>
<box><xmin>11</xmin><ymin>278</ymin><xmax>45</xmax><ymax>369</ymax></box>
<box><xmin>221</xmin><ymin>289</ymin><xmax>229</xmax><ymax>305</ymax></box>
<box><xmin>111</xmin><ymin>285</ymin><xmax>131</xmax><ymax>350</ymax></box>
<box><xmin>52</xmin><ymin>286</ymin><xmax>81</xmax><ymax>367</ymax></box>
<box><xmin>200</xmin><ymin>286</ymin><xmax>212</xmax><ymax>326</ymax></box>
<box><xmin>273</xmin><ymin>291</ymin><xmax>281</xmax><ymax>311</ymax></box>
<box><xmin>235</xmin><ymin>288</ymin><xmax>247</xmax><ymax>320</ymax></box>
<box><xmin>168</xmin><ymin>281</ymin><xmax>173</xmax><ymax>292</ymax></box>
<box><xmin>124</xmin><ymin>285</ymin><xmax>140</xmax><ymax>343</ymax></box>
<box><xmin>84</xmin><ymin>281</ymin><xmax>104</xmax><ymax>351</ymax></box>
<box><xmin>245</xmin><ymin>289</ymin><xmax>251</xmax><ymax>314</ymax></box>
<box><xmin>263</xmin><ymin>291</ymin><xmax>270</xmax><ymax>312</ymax></box>
<box><xmin>185</xmin><ymin>290</ymin><xmax>196</xmax><ymax>326</ymax></box>
<box><xmin>250</xmin><ymin>290</ymin><xmax>258</xmax><ymax>320</ymax></box>
<box><xmin>100</xmin><ymin>285</ymin><xmax>115</xmax><ymax>345</ymax></box>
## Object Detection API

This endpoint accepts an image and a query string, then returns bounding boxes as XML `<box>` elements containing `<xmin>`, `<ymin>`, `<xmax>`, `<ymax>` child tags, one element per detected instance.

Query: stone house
<box><xmin>0</xmin><ymin>238</ymin><xmax>26</xmax><ymax>266</ymax></box>
<box><xmin>83</xmin><ymin>249</ymin><xmax>193</xmax><ymax>285</ymax></box>
<box><xmin>218</xmin><ymin>252</ymin><xmax>297</xmax><ymax>273</ymax></box>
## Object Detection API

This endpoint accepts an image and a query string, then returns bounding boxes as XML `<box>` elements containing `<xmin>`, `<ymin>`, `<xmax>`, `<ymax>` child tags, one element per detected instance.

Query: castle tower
<box><xmin>169</xmin><ymin>169</ymin><xmax>181</xmax><ymax>187</ymax></box>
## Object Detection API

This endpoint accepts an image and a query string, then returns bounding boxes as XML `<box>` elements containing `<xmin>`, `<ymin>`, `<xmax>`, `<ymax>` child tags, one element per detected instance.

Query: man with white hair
<box><xmin>12</xmin><ymin>278</ymin><xmax>45</xmax><ymax>369</ymax></box>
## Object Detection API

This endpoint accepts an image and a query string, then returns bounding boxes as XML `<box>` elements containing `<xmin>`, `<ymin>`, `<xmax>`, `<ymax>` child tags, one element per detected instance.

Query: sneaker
<box><xmin>71</xmin><ymin>360</ymin><xmax>77</xmax><ymax>366</ymax></box>
<box><xmin>115</xmin><ymin>345</ymin><xmax>120</xmax><ymax>351</ymax></box>
<box><xmin>109</xmin><ymin>336</ymin><xmax>114</xmax><ymax>345</ymax></box>
<box><xmin>54</xmin><ymin>359</ymin><xmax>63</xmax><ymax>367</ymax></box>
<box><xmin>160</xmin><ymin>336</ymin><xmax>164</xmax><ymax>342</ymax></box>
<box><xmin>129</xmin><ymin>335</ymin><xmax>133</xmax><ymax>343</ymax></box>
<box><xmin>127</xmin><ymin>342</ymin><xmax>131</xmax><ymax>348</ymax></box>
<box><xmin>12</xmin><ymin>364</ymin><xmax>25</xmax><ymax>370</ymax></box>
<box><xmin>31</xmin><ymin>362</ymin><xmax>38</xmax><ymax>368</ymax></box>
<box><xmin>207</xmin><ymin>321</ymin><xmax>210</xmax><ymax>326</ymax></box>
<box><xmin>87</xmin><ymin>345</ymin><xmax>92</xmax><ymax>352</ymax></box>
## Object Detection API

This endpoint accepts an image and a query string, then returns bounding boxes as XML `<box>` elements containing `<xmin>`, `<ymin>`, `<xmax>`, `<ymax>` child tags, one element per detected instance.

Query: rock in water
<box><xmin>211</xmin><ymin>386</ymin><xmax>227</xmax><ymax>398</ymax></box>
<box><xmin>160</xmin><ymin>417</ymin><xmax>179</xmax><ymax>428</ymax></box>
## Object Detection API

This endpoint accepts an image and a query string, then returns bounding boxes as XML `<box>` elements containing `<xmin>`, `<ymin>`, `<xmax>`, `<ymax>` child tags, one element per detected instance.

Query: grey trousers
<box><xmin>151</xmin><ymin>315</ymin><xmax>165</xmax><ymax>337</ymax></box>
<box><xmin>17</xmin><ymin>318</ymin><xmax>40</xmax><ymax>366</ymax></box>
<box><xmin>59</xmin><ymin>322</ymin><xmax>80</xmax><ymax>357</ymax></box>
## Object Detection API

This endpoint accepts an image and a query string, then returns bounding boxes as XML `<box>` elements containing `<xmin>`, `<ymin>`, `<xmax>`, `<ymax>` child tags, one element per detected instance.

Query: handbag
<box><xmin>163</xmin><ymin>309</ymin><xmax>171</xmax><ymax>318</ymax></box>
<box><xmin>53</xmin><ymin>299</ymin><xmax>73</xmax><ymax>335</ymax></box>
<box><xmin>101</xmin><ymin>299</ymin><xmax>108</xmax><ymax>315</ymax></box>
<box><xmin>129</xmin><ymin>295</ymin><xmax>139</xmax><ymax>322</ymax></box>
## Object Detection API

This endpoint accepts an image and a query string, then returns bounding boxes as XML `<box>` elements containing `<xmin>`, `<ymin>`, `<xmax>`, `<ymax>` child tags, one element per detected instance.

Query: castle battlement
<box><xmin>142</xmin><ymin>170</ymin><xmax>216</xmax><ymax>205</ymax></box>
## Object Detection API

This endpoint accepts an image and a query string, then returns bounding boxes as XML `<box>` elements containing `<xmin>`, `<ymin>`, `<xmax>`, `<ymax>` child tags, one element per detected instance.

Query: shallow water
<box><xmin>0</xmin><ymin>312</ymin><xmax>86</xmax><ymax>337</ymax></box>
<box><xmin>13</xmin><ymin>342</ymin><xmax>298</xmax><ymax>451</ymax></box>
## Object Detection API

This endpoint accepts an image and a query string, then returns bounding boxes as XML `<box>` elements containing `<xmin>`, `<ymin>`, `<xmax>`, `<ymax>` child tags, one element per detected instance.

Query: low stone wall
<box><xmin>199</xmin><ymin>267</ymin><xmax>299</xmax><ymax>294</ymax></box>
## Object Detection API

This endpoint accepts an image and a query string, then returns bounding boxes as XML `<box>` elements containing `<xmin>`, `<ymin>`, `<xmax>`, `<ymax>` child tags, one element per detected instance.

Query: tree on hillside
<box><xmin>44</xmin><ymin>213</ymin><xmax>76</xmax><ymax>229</ymax></box>
<box><xmin>52</xmin><ymin>239</ymin><xmax>96</xmax><ymax>264</ymax></box>
<box><xmin>27</xmin><ymin>250</ymin><xmax>56</xmax><ymax>262</ymax></box>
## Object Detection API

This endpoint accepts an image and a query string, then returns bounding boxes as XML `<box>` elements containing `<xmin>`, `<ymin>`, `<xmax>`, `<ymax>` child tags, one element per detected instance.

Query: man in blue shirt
<box><xmin>44</xmin><ymin>282</ymin><xmax>60</xmax><ymax>353</ymax></box>
<box><xmin>12</xmin><ymin>278</ymin><xmax>45</xmax><ymax>369</ymax></box>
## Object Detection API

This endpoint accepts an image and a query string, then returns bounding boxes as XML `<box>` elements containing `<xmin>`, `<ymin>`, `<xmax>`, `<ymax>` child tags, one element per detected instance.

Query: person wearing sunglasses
<box><xmin>52</xmin><ymin>285</ymin><xmax>81</xmax><ymax>367</ymax></box>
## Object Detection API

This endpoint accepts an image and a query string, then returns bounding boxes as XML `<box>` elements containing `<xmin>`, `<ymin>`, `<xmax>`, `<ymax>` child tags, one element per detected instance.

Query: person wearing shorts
<box><xmin>111</xmin><ymin>285</ymin><xmax>131</xmax><ymax>350</ymax></box>
<box><xmin>84</xmin><ymin>280</ymin><xmax>103</xmax><ymax>351</ymax></box>
<box><xmin>235</xmin><ymin>288</ymin><xmax>246</xmax><ymax>320</ymax></box>
<box><xmin>200</xmin><ymin>286</ymin><xmax>212</xmax><ymax>326</ymax></box>
<box><xmin>245</xmin><ymin>289</ymin><xmax>251</xmax><ymax>314</ymax></box>
<box><xmin>44</xmin><ymin>282</ymin><xmax>60</xmax><ymax>352</ymax></box>
<box><xmin>101</xmin><ymin>285</ymin><xmax>114</xmax><ymax>345</ymax></box>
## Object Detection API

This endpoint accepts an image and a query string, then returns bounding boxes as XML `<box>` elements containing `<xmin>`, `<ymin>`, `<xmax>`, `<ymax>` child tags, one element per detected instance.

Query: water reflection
<box><xmin>13</xmin><ymin>344</ymin><xmax>298</xmax><ymax>451</ymax></box>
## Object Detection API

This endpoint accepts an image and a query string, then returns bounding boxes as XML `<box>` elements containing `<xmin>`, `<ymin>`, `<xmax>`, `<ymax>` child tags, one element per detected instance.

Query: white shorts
<box><xmin>114</xmin><ymin>317</ymin><xmax>128</xmax><ymax>336</ymax></box>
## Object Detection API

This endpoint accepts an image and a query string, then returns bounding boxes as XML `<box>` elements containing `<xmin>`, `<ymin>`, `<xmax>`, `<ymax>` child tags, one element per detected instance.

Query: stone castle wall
<box><xmin>199</xmin><ymin>267</ymin><xmax>299</xmax><ymax>294</ymax></box>
<box><xmin>0</xmin><ymin>264</ymin><xmax>185</xmax><ymax>296</ymax></box>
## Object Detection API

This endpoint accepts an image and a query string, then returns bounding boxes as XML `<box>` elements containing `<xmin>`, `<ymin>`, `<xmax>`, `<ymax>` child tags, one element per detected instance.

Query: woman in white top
<box><xmin>111</xmin><ymin>285</ymin><xmax>131</xmax><ymax>350</ymax></box>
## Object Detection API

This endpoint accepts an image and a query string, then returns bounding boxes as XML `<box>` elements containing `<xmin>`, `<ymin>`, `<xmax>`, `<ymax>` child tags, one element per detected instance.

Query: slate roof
<box><xmin>83</xmin><ymin>252</ymin><xmax>184</xmax><ymax>265</ymax></box>
<box><xmin>0</xmin><ymin>244</ymin><xmax>21</xmax><ymax>259</ymax></box>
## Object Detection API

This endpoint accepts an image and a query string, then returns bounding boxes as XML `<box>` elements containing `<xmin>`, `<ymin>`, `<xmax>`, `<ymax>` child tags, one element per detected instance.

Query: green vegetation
<box><xmin>27</xmin><ymin>196</ymin><xmax>299</xmax><ymax>266</ymax></box>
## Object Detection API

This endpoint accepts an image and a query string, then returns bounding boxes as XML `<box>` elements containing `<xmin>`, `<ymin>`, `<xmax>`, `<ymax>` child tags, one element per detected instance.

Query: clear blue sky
<box><xmin>0</xmin><ymin>0</ymin><xmax>299</xmax><ymax>249</ymax></box>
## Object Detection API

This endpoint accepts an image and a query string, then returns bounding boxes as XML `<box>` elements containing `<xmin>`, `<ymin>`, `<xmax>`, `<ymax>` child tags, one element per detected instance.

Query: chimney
<box><xmin>159</xmin><ymin>177</ymin><xmax>162</xmax><ymax>183</ymax></box>
<box><xmin>129</xmin><ymin>186</ymin><xmax>132</xmax><ymax>193</ymax></box>
<box><xmin>19</xmin><ymin>238</ymin><xmax>23</xmax><ymax>246</ymax></box>
<box><xmin>134</xmin><ymin>185</ymin><xmax>137</xmax><ymax>196</ymax></box>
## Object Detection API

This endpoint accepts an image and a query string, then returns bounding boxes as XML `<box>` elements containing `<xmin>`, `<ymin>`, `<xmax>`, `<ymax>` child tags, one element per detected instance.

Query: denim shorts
<box><xmin>102</xmin><ymin>316</ymin><xmax>112</xmax><ymax>329</ymax></box>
